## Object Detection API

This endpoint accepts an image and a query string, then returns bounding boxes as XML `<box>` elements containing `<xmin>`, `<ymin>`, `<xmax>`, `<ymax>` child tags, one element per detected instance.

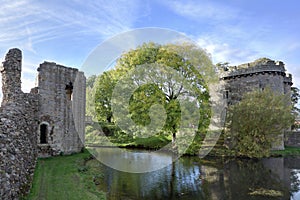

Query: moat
<box><xmin>89</xmin><ymin>148</ymin><xmax>300</xmax><ymax>200</ymax></box>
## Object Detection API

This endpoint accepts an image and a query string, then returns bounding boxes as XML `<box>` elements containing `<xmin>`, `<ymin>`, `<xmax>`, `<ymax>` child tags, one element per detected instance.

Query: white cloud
<box><xmin>0</xmin><ymin>0</ymin><xmax>149</xmax><ymax>100</ymax></box>
<box><xmin>37</xmin><ymin>0</ymin><xmax>139</xmax><ymax>37</ymax></box>
<box><xmin>161</xmin><ymin>0</ymin><xmax>239</xmax><ymax>21</ymax></box>
<box><xmin>196</xmin><ymin>36</ymin><xmax>262</xmax><ymax>65</ymax></box>
<box><xmin>282</xmin><ymin>61</ymin><xmax>300</xmax><ymax>89</ymax></box>
<box><xmin>0</xmin><ymin>0</ymin><xmax>147</xmax><ymax>54</ymax></box>
<box><xmin>195</xmin><ymin>35</ymin><xmax>300</xmax><ymax>91</ymax></box>
<box><xmin>21</xmin><ymin>75</ymin><xmax>36</xmax><ymax>93</ymax></box>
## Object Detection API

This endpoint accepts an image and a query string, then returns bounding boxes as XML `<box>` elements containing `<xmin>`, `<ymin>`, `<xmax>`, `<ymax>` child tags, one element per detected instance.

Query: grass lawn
<box><xmin>271</xmin><ymin>146</ymin><xmax>300</xmax><ymax>157</ymax></box>
<box><xmin>24</xmin><ymin>150</ymin><xmax>106</xmax><ymax>200</ymax></box>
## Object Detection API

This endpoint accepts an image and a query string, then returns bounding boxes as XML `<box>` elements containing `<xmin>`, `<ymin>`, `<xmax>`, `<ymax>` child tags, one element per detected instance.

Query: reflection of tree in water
<box><xmin>98</xmin><ymin>156</ymin><xmax>209</xmax><ymax>200</ymax></box>
<box><xmin>201</xmin><ymin>159</ymin><xmax>290</xmax><ymax>200</ymax></box>
<box><xmin>291</xmin><ymin>169</ymin><xmax>300</xmax><ymax>194</ymax></box>
<box><xmin>88</xmin><ymin>152</ymin><xmax>299</xmax><ymax>200</ymax></box>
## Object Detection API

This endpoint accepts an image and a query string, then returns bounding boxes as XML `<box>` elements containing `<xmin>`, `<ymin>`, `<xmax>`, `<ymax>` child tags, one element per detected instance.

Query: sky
<box><xmin>0</xmin><ymin>0</ymin><xmax>300</xmax><ymax>94</ymax></box>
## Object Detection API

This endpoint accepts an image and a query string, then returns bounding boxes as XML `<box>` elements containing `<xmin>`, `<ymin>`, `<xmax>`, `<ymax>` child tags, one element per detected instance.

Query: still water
<box><xmin>90</xmin><ymin>148</ymin><xmax>300</xmax><ymax>200</ymax></box>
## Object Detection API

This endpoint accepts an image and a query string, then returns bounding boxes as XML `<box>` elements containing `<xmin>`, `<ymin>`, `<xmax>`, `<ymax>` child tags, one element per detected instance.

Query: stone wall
<box><xmin>0</xmin><ymin>48</ymin><xmax>86</xmax><ymax>198</ymax></box>
<box><xmin>221</xmin><ymin>59</ymin><xmax>292</xmax><ymax>105</ymax></box>
<box><xmin>37</xmin><ymin>62</ymin><xmax>86</xmax><ymax>157</ymax></box>
<box><xmin>0</xmin><ymin>49</ymin><xmax>39</xmax><ymax>199</ymax></box>
<box><xmin>0</xmin><ymin>49</ymin><xmax>22</xmax><ymax>105</ymax></box>
<box><xmin>285</xmin><ymin>131</ymin><xmax>300</xmax><ymax>147</ymax></box>
<box><xmin>220</xmin><ymin>58</ymin><xmax>293</xmax><ymax>150</ymax></box>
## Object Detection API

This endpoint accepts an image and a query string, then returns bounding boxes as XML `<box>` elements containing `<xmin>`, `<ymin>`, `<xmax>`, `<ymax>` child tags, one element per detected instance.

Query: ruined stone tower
<box><xmin>36</xmin><ymin>62</ymin><xmax>86</xmax><ymax>157</ymax></box>
<box><xmin>0</xmin><ymin>48</ymin><xmax>22</xmax><ymax>105</ymax></box>
<box><xmin>220</xmin><ymin>58</ymin><xmax>293</xmax><ymax>150</ymax></box>
<box><xmin>0</xmin><ymin>49</ymin><xmax>39</xmax><ymax>199</ymax></box>
<box><xmin>0</xmin><ymin>48</ymin><xmax>86</xmax><ymax>198</ymax></box>
<box><xmin>220</xmin><ymin>58</ymin><xmax>292</xmax><ymax>105</ymax></box>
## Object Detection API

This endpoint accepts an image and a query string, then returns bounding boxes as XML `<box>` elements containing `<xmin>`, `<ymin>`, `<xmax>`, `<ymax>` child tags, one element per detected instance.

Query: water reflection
<box><xmin>90</xmin><ymin>147</ymin><xmax>173</xmax><ymax>173</ymax></box>
<box><xmin>291</xmin><ymin>169</ymin><xmax>300</xmax><ymax>200</ymax></box>
<box><xmin>90</xmin><ymin>148</ymin><xmax>300</xmax><ymax>200</ymax></box>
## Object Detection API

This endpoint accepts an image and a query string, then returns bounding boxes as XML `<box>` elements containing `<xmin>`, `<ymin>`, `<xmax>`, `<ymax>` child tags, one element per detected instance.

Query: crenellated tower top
<box><xmin>220</xmin><ymin>58</ymin><xmax>291</xmax><ymax>83</ymax></box>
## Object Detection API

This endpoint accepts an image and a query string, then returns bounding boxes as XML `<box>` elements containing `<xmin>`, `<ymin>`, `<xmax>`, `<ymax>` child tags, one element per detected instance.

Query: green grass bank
<box><xmin>24</xmin><ymin>150</ymin><xmax>105</xmax><ymax>200</ymax></box>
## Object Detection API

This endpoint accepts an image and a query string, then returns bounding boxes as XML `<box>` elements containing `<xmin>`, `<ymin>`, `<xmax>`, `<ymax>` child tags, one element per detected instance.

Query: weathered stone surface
<box><xmin>37</xmin><ymin>62</ymin><xmax>86</xmax><ymax>157</ymax></box>
<box><xmin>220</xmin><ymin>58</ymin><xmax>293</xmax><ymax>150</ymax></box>
<box><xmin>1</xmin><ymin>48</ymin><xmax>22</xmax><ymax>105</ymax></box>
<box><xmin>285</xmin><ymin>131</ymin><xmax>300</xmax><ymax>147</ymax></box>
<box><xmin>0</xmin><ymin>49</ymin><xmax>39</xmax><ymax>199</ymax></box>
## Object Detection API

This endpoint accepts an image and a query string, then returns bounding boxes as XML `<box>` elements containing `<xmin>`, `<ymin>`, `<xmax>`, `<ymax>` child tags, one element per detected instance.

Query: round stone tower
<box><xmin>220</xmin><ymin>58</ymin><xmax>293</xmax><ymax>150</ymax></box>
<box><xmin>0</xmin><ymin>48</ymin><xmax>23</xmax><ymax>105</ymax></box>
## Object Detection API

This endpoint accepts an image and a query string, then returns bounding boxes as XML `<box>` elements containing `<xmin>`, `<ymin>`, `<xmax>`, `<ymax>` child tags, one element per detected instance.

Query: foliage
<box><xmin>183</xmin><ymin>132</ymin><xmax>205</xmax><ymax>155</ymax></box>
<box><xmin>86</xmin><ymin>75</ymin><xmax>97</xmax><ymax>88</ymax></box>
<box><xmin>92</xmin><ymin>42</ymin><xmax>213</xmax><ymax>154</ymax></box>
<box><xmin>225</xmin><ymin>88</ymin><xmax>294</xmax><ymax>158</ymax></box>
<box><xmin>129</xmin><ymin>83</ymin><xmax>166</xmax><ymax>127</ymax></box>
<box><xmin>164</xmin><ymin>42</ymin><xmax>218</xmax><ymax>83</ymax></box>
<box><xmin>115</xmin><ymin>42</ymin><xmax>210</xmax><ymax>137</ymax></box>
<box><xmin>94</xmin><ymin>71</ymin><xmax>119</xmax><ymax>123</ymax></box>
<box><xmin>85</xmin><ymin>124</ymin><xmax>109</xmax><ymax>146</ymax></box>
<box><xmin>226</xmin><ymin>159</ymin><xmax>289</xmax><ymax>199</ymax></box>
<box><xmin>216</xmin><ymin>62</ymin><xmax>230</xmax><ymax>71</ymax></box>
<box><xmin>132</xmin><ymin>134</ymin><xmax>171</xmax><ymax>149</ymax></box>
<box><xmin>86</xmin><ymin>75</ymin><xmax>98</xmax><ymax>118</ymax></box>
<box><xmin>248</xmin><ymin>188</ymin><xmax>283</xmax><ymax>197</ymax></box>
<box><xmin>86</xmin><ymin>87</ymin><xmax>96</xmax><ymax>118</ymax></box>
<box><xmin>291</xmin><ymin>87</ymin><xmax>300</xmax><ymax>105</ymax></box>
<box><xmin>291</xmin><ymin>86</ymin><xmax>300</xmax><ymax>116</ymax></box>
<box><xmin>237</xmin><ymin>57</ymin><xmax>272</xmax><ymax>69</ymax></box>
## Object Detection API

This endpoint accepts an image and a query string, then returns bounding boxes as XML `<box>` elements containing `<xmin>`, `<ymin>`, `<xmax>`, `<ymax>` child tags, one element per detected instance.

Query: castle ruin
<box><xmin>220</xmin><ymin>58</ymin><xmax>292</xmax><ymax>105</ymax></box>
<box><xmin>220</xmin><ymin>58</ymin><xmax>293</xmax><ymax>150</ymax></box>
<box><xmin>35</xmin><ymin>62</ymin><xmax>86</xmax><ymax>157</ymax></box>
<box><xmin>0</xmin><ymin>48</ymin><xmax>86</xmax><ymax>199</ymax></box>
<box><xmin>0</xmin><ymin>48</ymin><xmax>296</xmax><ymax>199</ymax></box>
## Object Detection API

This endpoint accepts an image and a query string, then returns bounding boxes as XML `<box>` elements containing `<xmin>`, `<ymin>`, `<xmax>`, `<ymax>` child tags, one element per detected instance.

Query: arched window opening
<box><xmin>40</xmin><ymin>124</ymin><xmax>48</xmax><ymax>144</ymax></box>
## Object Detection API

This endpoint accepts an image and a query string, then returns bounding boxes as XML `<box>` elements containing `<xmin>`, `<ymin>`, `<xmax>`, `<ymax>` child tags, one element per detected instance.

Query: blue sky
<box><xmin>0</xmin><ymin>0</ymin><xmax>300</xmax><ymax>93</ymax></box>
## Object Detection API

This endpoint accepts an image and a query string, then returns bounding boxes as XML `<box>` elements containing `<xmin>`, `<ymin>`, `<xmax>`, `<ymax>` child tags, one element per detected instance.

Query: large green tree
<box><xmin>225</xmin><ymin>88</ymin><xmax>294</xmax><ymax>158</ymax></box>
<box><xmin>291</xmin><ymin>86</ymin><xmax>300</xmax><ymax>113</ymax></box>
<box><xmin>291</xmin><ymin>86</ymin><xmax>300</xmax><ymax>130</ymax></box>
<box><xmin>86</xmin><ymin>75</ymin><xmax>98</xmax><ymax>118</ymax></box>
<box><xmin>94</xmin><ymin>70</ymin><xmax>119</xmax><ymax>123</ymax></box>
<box><xmin>94</xmin><ymin>42</ymin><xmax>213</xmax><ymax>151</ymax></box>
<box><xmin>115</xmin><ymin>43</ymin><xmax>210</xmax><ymax>144</ymax></box>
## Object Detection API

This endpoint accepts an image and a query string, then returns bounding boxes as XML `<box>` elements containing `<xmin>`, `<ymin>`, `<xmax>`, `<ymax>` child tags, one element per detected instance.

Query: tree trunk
<box><xmin>172</xmin><ymin>131</ymin><xmax>178</xmax><ymax>153</ymax></box>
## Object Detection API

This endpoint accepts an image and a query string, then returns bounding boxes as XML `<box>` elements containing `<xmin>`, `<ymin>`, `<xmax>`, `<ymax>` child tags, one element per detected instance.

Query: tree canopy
<box><xmin>94</xmin><ymin>70</ymin><xmax>119</xmax><ymax>123</ymax></box>
<box><xmin>291</xmin><ymin>86</ymin><xmax>300</xmax><ymax>113</ymax></box>
<box><xmin>225</xmin><ymin>88</ymin><xmax>294</xmax><ymax>158</ymax></box>
<box><xmin>92</xmin><ymin>42</ymin><xmax>214</xmax><ymax>152</ymax></box>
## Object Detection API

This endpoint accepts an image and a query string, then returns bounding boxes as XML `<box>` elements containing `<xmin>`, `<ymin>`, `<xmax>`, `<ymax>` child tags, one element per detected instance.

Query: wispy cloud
<box><xmin>0</xmin><ymin>0</ymin><xmax>147</xmax><ymax>95</ymax></box>
<box><xmin>21</xmin><ymin>75</ymin><xmax>36</xmax><ymax>92</ymax></box>
<box><xmin>161</xmin><ymin>0</ymin><xmax>239</xmax><ymax>21</ymax></box>
<box><xmin>37</xmin><ymin>0</ymin><xmax>143</xmax><ymax>37</ymax></box>
<box><xmin>161</xmin><ymin>0</ymin><xmax>266</xmax><ymax>64</ymax></box>
<box><xmin>195</xmin><ymin>35</ymin><xmax>262</xmax><ymax>65</ymax></box>
<box><xmin>0</xmin><ymin>0</ymin><xmax>146</xmax><ymax>52</ymax></box>
<box><xmin>195</xmin><ymin>33</ymin><xmax>300</xmax><ymax>90</ymax></box>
